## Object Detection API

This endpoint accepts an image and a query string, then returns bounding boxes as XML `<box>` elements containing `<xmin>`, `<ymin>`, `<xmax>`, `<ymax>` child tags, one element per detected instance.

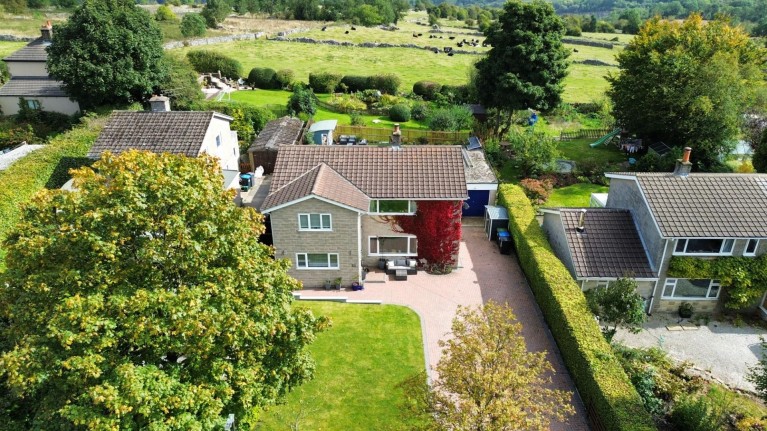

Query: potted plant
<box><xmin>351</xmin><ymin>280</ymin><xmax>364</xmax><ymax>291</ymax></box>
<box><xmin>679</xmin><ymin>302</ymin><xmax>694</xmax><ymax>319</ymax></box>
<box><xmin>333</xmin><ymin>277</ymin><xmax>342</xmax><ymax>290</ymax></box>
<box><xmin>323</xmin><ymin>279</ymin><xmax>332</xmax><ymax>290</ymax></box>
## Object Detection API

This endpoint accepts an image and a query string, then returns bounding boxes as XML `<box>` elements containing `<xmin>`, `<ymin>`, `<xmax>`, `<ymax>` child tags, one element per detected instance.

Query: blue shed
<box><xmin>308</xmin><ymin>119</ymin><xmax>338</xmax><ymax>145</ymax></box>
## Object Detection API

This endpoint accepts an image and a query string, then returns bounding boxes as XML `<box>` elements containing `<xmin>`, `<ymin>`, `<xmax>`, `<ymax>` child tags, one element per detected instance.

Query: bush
<box><xmin>427</xmin><ymin>105</ymin><xmax>474</xmax><ymax>131</ymax></box>
<box><xmin>507</xmin><ymin>130</ymin><xmax>560</xmax><ymax>177</ymax></box>
<box><xmin>411</xmin><ymin>103</ymin><xmax>429</xmax><ymax>121</ymax></box>
<box><xmin>326</xmin><ymin>94</ymin><xmax>367</xmax><ymax>113</ymax></box>
<box><xmin>413</xmin><ymin>80</ymin><xmax>442</xmax><ymax>100</ymax></box>
<box><xmin>496</xmin><ymin>184</ymin><xmax>656</xmax><ymax>431</ymax></box>
<box><xmin>274</xmin><ymin>69</ymin><xmax>294</xmax><ymax>90</ymax></box>
<box><xmin>247</xmin><ymin>67</ymin><xmax>277</xmax><ymax>89</ymax></box>
<box><xmin>389</xmin><ymin>103</ymin><xmax>411</xmax><ymax>122</ymax></box>
<box><xmin>287</xmin><ymin>84</ymin><xmax>317</xmax><ymax>116</ymax></box>
<box><xmin>350</xmin><ymin>111</ymin><xmax>365</xmax><ymax>126</ymax></box>
<box><xmin>439</xmin><ymin>84</ymin><xmax>472</xmax><ymax>104</ymax></box>
<box><xmin>519</xmin><ymin>178</ymin><xmax>554</xmax><ymax>205</ymax></box>
<box><xmin>340</xmin><ymin>75</ymin><xmax>371</xmax><ymax>93</ymax></box>
<box><xmin>186</xmin><ymin>50</ymin><xmax>242</xmax><ymax>79</ymax></box>
<box><xmin>180</xmin><ymin>13</ymin><xmax>206</xmax><ymax>38</ymax></box>
<box><xmin>191</xmin><ymin>100</ymin><xmax>273</xmax><ymax>148</ymax></box>
<box><xmin>155</xmin><ymin>4</ymin><xmax>178</xmax><ymax>21</ymax></box>
<box><xmin>308</xmin><ymin>72</ymin><xmax>342</xmax><ymax>94</ymax></box>
<box><xmin>669</xmin><ymin>396</ymin><xmax>722</xmax><ymax>431</ymax></box>
<box><xmin>368</xmin><ymin>73</ymin><xmax>400</xmax><ymax>95</ymax></box>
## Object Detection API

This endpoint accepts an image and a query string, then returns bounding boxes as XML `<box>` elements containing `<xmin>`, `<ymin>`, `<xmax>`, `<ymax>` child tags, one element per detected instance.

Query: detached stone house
<box><xmin>542</xmin><ymin>148</ymin><xmax>767</xmax><ymax>315</ymax></box>
<box><xmin>261</xmin><ymin>145</ymin><xmax>468</xmax><ymax>288</ymax></box>
<box><xmin>0</xmin><ymin>22</ymin><xmax>80</xmax><ymax>116</ymax></box>
<box><xmin>88</xmin><ymin>97</ymin><xmax>241</xmax><ymax>189</ymax></box>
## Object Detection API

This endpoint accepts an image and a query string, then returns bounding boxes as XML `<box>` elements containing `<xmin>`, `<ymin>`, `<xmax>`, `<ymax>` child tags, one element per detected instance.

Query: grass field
<box><xmin>257</xmin><ymin>301</ymin><xmax>424</xmax><ymax>430</ymax></box>
<box><xmin>0</xmin><ymin>41</ymin><xmax>27</xmax><ymax>59</ymax></box>
<box><xmin>546</xmin><ymin>183</ymin><xmax>608</xmax><ymax>207</ymax></box>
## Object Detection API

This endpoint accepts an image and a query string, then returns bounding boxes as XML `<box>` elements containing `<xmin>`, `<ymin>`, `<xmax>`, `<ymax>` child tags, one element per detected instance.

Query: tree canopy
<box><xmin>586</xmin><ymin>277</ymin><xmax>646</xmax><ymax>341</ymax></box>
<box><xmin>0</xmin><ymin>151</ymin><xmax>327</xmax><ymax>429</ymax></box>
<box><xmin>607</xmin><ymin>14</ymin><xmax>767</xmax><ymax>168</ymax></box>
<box><xmin>474</xmin><ymin>0</ymin><xmax>570</xmax><ymax>138</ymax></box>
<box><xmin>46</xmin><ymin>0</ymin><xmax>167</xmax><ymax>107</ymax></box>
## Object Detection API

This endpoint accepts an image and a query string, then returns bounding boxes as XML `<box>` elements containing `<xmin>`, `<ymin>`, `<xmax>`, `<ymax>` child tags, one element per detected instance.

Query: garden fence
<box><xmin>559</xmin><ymin>128</ymin><xmax>614</xmax><ymax>141</ymax></box>
<box><xmin>335</xmin><ymin>125</ymin><xmax>469</xmax><ymax>145</ymax></box>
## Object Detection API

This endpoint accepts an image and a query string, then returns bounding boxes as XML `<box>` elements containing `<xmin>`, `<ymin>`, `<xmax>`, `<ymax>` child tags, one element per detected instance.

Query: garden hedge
<box><xmin>308</xmin><ymin>72</ymin><xmax>342</xmax><ymax>94</ymax></box>
<box><xmin>412</xmin><ymin>80</ymin><xmax>442</xmax><ymax>100</ymax></box>
<box><xmin>0</xmin><ymin>116</ymin><xmax>104</xmax><ymax>268</ymax></box>
<box><xmin>186</xmin><ymin>50</ymin><xmax>242</xmax><ymax>79</ymax></box>
<box><xmin>340</xmin><ymin>75</ymin><xmax>370</xmax><ymax>93</ymax></box>
<box><xmin>247</xmin><ymin>67</ymin><xmax>277</xmax><ymax>89</ymax></box>
<box><xmin>497</xmin><ymin>184</ymin><xmax>656</xmax><ymax>431</ymax></box>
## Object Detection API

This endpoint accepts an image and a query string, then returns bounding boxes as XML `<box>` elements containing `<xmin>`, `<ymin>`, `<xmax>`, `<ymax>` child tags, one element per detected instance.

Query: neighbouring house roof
<box><xmin>607</xmin><ymin>172</ymin><xmax>767</xmax><ymax>238</ymax></box>
<box><xmin>262</xmin><ymin>163</ymin><xmax>369</xmax><ymax>212</ymax></box>
<box><xmin>247</xmin><ymin>116</ymin><xmax>303</xmax><ymax>152</ymax></box>
<box><xmin>269</xmin><ymin>145</ymin><xmax>468</xmax><ymax>201</ymax></box>
<box><xmin>2</xmin><ymin>38</ymin><xmax>49</xmax><ymax>62</ymax></box>
<box><xmin>0</xmin><ymin>77</ymin><xmax>68</xmax><ymax>97</ymax></box>
<box><xmin>88</xmin><ymin>111</ymin><xmax>232</xmax><ymax>159</ymax></box>
<box><xmin>308</xmin><ymin>119</ymin><xmax>337</xmax><ymax>132</ymax></box>
<box><xmin>462</xmin><ymin>148</ymin><xmax>497</xmax><ymax>184</ymax></box>
<box><xmin>557</xmin><ymin>208</ymin><xmax>656</xmax><ymax>279</ymax></box>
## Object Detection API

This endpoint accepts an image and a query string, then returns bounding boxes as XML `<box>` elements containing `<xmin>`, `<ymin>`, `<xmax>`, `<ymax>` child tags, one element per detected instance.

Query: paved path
<box><xmin>296</xmin><ymin>223</ymin><xmax>590</xmax><ymax>430</ymax></box>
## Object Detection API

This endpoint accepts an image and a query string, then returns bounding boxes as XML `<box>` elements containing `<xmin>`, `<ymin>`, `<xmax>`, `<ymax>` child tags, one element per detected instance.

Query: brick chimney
<box><xmin>673</xmin><ymin>147</ymin><xmax>692</xmax><ymax>177</ymax></box>
<box><xmin>576</xmin><ymin>208</ymin><xmax>587</xmax><ymax>233</ymax></box>
<box><xmin>390</xmin><ymin>123</ymin><xmax>402</xmax><ymax>149</ymax></box>
<box><xmin>149</xmin><ymin>95</ymin><xmax>171</xmax><ymax>112</ymax></box>
<box><xmin>40</xmin><ymin>21</ymin><xmax>52</xmax><ymax>42</ymax></box>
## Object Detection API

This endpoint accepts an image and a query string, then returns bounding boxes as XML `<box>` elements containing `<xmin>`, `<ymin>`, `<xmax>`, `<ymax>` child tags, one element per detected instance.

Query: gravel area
<box><xmin>614</xmin><ymin>315</ymin><xmax>767</xmax><ymax>392</ymax></box>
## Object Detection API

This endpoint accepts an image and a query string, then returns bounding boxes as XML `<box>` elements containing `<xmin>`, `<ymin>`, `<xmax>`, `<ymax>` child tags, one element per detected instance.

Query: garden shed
<box><xmin>308</xmin><ymin>119</ymin><xmax>338</xmax><ymax>145</ymax></box>
<box><xmin>484</xmin><ymin>205</ymin><xmax>509</xmax><ymax>241</ymax></box>
<box><xmin>462</xmin><ymin>148</ymin><xmax>498</xmax><ymax>217</ymax></box>
<box><xmin>247</xmin><ymin>116</ymin><xmax>304</xmax><ymax>174</ymax></box>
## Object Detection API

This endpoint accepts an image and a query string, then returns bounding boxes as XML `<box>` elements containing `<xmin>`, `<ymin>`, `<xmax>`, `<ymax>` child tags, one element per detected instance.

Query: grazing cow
<box><xmin>457</xmin><ymin>42</ymin><xmax>463</xmax><ymax>47</ymax></box>
<box><xmin>573</xmin><ymin>48</ymin><xmax>579</xmax><ymax>52</ymax></box>
<box><xmin>417</xmin><ymin>33</ymin><xmax>422</xmax><ymax>36</ymax></box>
<box><xmin>351</xmin><ymin>26</ymin><xmax>356</xmax><ymax>30</ymax></box>
<box><xmin>321</xmin><ymin>26</ymin><xmax>327</xmax><ymax>31</ymax></box>
<box><xmin>345</xmin><ymin>30</ymin><xmax>349</xmax><ymax>34</ymax></box>
<box><xmin>449</xmin><ymin>36</ymin><xmax>455</xmax><ymax>40</ymax></box>
<box><xmin>439</xmin><ymin>36</ymin><xmax>443</xmax><ymax>39</ymax></box>
<box><xmin>448</xmin><ymin>52</ymin><xmax>454</xmax><ymax>56</ymax></box>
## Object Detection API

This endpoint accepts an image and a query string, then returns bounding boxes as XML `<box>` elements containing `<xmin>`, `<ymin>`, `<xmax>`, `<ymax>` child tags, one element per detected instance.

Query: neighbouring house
<box><xmin>246</xmin><ymin>116</ymin><xmax>304</xmax><ymax>174</ymax></box>
<box><xmin>462</xmin><ymin>147</ymin><xmax>498</xmax><ymax>216</ymax></box>
<box><xmin>0</xmin><ymin>22</ymin><xmax>80</xmax><ymax>116</ymax></box>
<box><xmin>260</xmin><ymin>145</ymin><xmax>468</xmax><ymax>288</ymax></box>
<box><xmin>87</xmin><ymin>96</ymin><xmax>240</xmax><ymax>189</ymax></box>
<box><xmin>307</xmin><ymin>119</ymin><xmax>337</xmax><ymax>145</ymax></box>
<box><xmin>542</xmin><ymin>148</ymin><xmax>767</xmax><ymax>315</ymax></box>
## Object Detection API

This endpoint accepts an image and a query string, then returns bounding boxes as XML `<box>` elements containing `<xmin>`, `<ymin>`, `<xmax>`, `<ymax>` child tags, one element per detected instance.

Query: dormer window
<box><xmin>674</xmin><ymin>238</ymin><xmax>734</xmax><ymax>256</ymax></box>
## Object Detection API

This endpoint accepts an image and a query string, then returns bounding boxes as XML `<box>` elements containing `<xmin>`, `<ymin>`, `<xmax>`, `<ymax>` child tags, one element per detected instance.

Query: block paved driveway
<box><xmin>295</xmin><ymin>222</ymin><xmax>590</xmax><ymax>430</ymax></box>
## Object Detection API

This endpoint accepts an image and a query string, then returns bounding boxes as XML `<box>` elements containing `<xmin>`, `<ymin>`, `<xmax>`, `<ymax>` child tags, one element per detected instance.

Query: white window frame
<box><xmin>26</xmin><ymin>99</ymin><xmax>41</xmax><ymax>110</ymax></box>
<box><xmin>368</xmin><ymin>236</ymin><xmax>418</xmax><ymax>256</ymax></box>
<box><xmin>368</xmin><ymin>200</ymin><xmax>416</xmax><ymax>215</ymax></box>
<box><xmin>295</xmin><ymin>253</ymin><xmax>339</xmax><ymax>270</ymax></box>
<box><xmin>662</xmin><ymin>278</ymin><xmax>720</xmax><ymax>300</ymax></box>
<box><xmin>298</xmin><ymin>213</ymin><xmax>332</xmax><ymax>231</ymax></box>
<box><xmin>745</xmin><ymin>239</ymin><xmax>760</xmax><ymax>257</ymax></box>
<box><xmin>673</xmin><ymin>238</ymin><xmax>734</xmax><ymax>256</ymax></box>
<box><xmin>596</xmin><ymin>280</ymin><xmax>610</xmax><ymax>289</ymax></box>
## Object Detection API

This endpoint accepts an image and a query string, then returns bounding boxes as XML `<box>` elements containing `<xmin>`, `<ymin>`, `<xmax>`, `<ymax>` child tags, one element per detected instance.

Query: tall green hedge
<box><xmin>497</xmin><ymin>184</ymin><xmax>656</xmax><ymax>431</ymax></box>
<box><xmin>0</xmin><ymin>116</ymin><xmax>105</xmax><ymax>268</ymax></box>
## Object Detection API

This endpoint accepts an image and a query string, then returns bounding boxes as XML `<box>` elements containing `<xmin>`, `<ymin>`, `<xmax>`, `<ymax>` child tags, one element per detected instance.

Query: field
<box><xmin>257</xmin><ymin>301</ymin><xmax>424</xmax><ymax>430</ymax></box>
<box><xmin>0</xmin><ymin>41</ymin><xmax>27</xmax><ymax>59</ymax></box>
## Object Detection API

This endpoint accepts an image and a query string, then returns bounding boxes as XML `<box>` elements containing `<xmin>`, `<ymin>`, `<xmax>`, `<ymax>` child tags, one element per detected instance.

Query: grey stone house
<box><xmin>260</xmin><ymin>145</ymin><xmax>468</xmax><ymax>288</ymax></box>
<box><xmin>542</xmin><ymin>149</ymin><xmax>767</xmax><ymax>315</ymax></box>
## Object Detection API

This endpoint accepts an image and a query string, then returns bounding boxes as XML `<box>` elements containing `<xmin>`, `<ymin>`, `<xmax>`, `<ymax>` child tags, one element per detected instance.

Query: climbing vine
<box><xmin>667</xmin><ymin>254</ymin><xmax>767</xmax><ymax>308</ymax></box>
<box><xmin>382</xmin><ymin>201</ymin><xmax>462</xmax><ymax>274</ymax></box>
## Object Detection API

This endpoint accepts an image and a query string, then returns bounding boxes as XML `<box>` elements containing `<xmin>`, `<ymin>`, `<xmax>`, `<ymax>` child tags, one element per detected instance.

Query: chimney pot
<box><xmin>40</xmin><ymin>21</ymin><xmax>53</xmax><ymax>41</ymax></box>
<box><xmin>673</xmin><ymin>147</ymin><xmax>693</xmax><ymax>177</ymax></box>
<box><xmin>576</xmin><ymin>209</ymin><xmax>587</xmax><ymax>233</ymax></box>
<box><xmin>390</xmin><ymin>123</ymin><xmax>402</xmax><ymax>148</ymax></box>
<box><xmin>682</xmin><ymin>147</ymin><xmax>692</xmax><ymax>163</ymax></box>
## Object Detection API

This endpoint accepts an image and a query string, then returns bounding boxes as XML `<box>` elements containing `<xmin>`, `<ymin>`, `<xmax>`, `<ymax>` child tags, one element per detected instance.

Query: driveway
<box><xmin>295</xmin><ymin>221</ymin><xmax>590</xmax><ymax>430</ymax></box>
<box><xmin>615</xmin><ymin>315</ymin><xmax>767</xmax><ymax>392</ymax></box>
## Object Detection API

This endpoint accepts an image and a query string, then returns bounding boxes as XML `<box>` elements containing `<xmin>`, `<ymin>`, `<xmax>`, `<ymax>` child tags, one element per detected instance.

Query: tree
<box><xmin>155</xmin><ymin>4</ymin><xmax>178</xmax><ymax>21</ymax></box>
<box><xmin>508</xmin><ymin>129</ymin><xmax>561</xmax><ymax>177</ymax></box>
<box><xmin>402</xmin><ymin>302</ymin><xmax>575</xmax><ymax>430</ymax></box>
<box><xmin>753</xmin><ymin>129</ymin><xmax>767</xmax><ymax>173</ymax></box>
<box><xmin>180</xmin><ymin>12</ymin><xmax>207</xmax><ymax>37</ymax></box>
<box><xmin>607</xmin><ymin>15</ymin><xmax>767</xmax><ymax>168</ymax></box>
<box><xmin>0</xmin><ymin>151</ymin><xmax>327</xmax><ymax>429</ymax></box>
<box><xmin>748</xmin><ymin>338</ymin><xmax>767</xmax><ymax>402</ymax></box>
<box><xmin>202</xmin><ymin>0</ymin><xmax>230</xmax><ymax>28</ymax></box>
<box><xmin>46</xmin><ymin>0</ymin><xmax>167</xmax><ymax>107</ymax></box>
<box><xmin>287</xmin><ymin>84</ymin><xmax>317</xmax><ymax>117</ymax></box>
<box><xmin>157</xmin><ymin>55</ymin><xmax>203</xmax><ymax>110</ymax></box>
<box><xmin>474</xmin><ymin>0</ymin><xmax>569</xmax><ymax>139</ymax></box>
<box><xmin>586</xmin><ymin>277</ymin><xmax>646</xmax><ymax>341</ymax></box>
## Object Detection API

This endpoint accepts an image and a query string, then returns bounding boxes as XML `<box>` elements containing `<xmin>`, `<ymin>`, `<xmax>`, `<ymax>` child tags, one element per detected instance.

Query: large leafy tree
<box><xmin>474</xmin><ymin>0</ymin><xmax>570</xmax><ymax>138</ymax></box>
<box><xmin>46</xmin><ymin>0</ymin><xmax>167</xmax><ymax>107</ymax></box>
<box><xmin>0</xmin><ymin>151</ymin><xmax>327</xmax><ymax>429</ymax></box>
<box><xmin>586</xmin><ymin>277</ymin><xmax>646</xmax><ymax>342</ymax></box>
<box><xmin>607</xmin><ymin>14</ymin><xmax>767</xmax><ymax>168</ymax></box>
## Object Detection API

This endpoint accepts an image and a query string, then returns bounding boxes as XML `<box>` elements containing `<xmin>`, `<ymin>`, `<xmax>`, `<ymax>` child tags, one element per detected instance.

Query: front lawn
<box><xmin>257</xmin><ymin>301</ymin><xmax>424</xmax><ymax>430</ymax></box>
<box><xmin>546</xmin><ymin>183</ymin><xmax>608</xmax><ymax>207</ymax></box>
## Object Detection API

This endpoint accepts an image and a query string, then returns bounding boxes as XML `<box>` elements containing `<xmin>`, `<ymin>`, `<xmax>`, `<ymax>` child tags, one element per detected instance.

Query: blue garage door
<box><xmin>464</xmin><ymin>190</ymin><xmax>490</xmax><ymax>217</ymax></box>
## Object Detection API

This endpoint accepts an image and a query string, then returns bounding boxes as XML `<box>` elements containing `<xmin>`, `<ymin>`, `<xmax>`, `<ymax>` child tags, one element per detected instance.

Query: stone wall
<box><xmin>0</xmin><ymin>35</ymin><xmax>36</xmax><ymax>42</ymax></box>
<box><xmin>269</xmin><ymin>36</ymin><xmax>485</xmax><ymax>55</ymax></box>
<box><xmin>163</xmin><ymin>32</ymin><xmax>265</xmax><ymax>50</ymax></box>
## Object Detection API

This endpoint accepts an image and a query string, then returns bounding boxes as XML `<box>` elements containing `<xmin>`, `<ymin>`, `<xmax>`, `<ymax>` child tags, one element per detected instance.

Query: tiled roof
<box><xmin>3</xmin><ymin>38</ymin><xmax>48</xmax><ymax>62</ymax></box>
<box><xmin>270</xmin><ymin>145</ymin><xmax>468</xmax><ymax>200</ymax></box>
<box><xmin>88</xmin><ymin>111</ymin><xmax>220</xmax><ymax>158</ymax></box>
<box><xmin>0</xmin><ymin>77</ymin><xmax>68</xmax><ymax>97</ymax></box>
<box><xmin>609</xmin><ymin>172</ymin><xmax>767</xmax><ymax>238</ymax></box>
<box><xmin>559</xmin><ymin>208</ymin><xmax>655</xmax><ymax>279</ymax></box>
<box><xmin>262</xmin><ymin>163</ymin><xmax>369</xmax><ymax>212</ymax></box>
<box><xmin>247</xmin><ymin>116</ymin><xmax>303</xmax><ymax>152</ymax></box>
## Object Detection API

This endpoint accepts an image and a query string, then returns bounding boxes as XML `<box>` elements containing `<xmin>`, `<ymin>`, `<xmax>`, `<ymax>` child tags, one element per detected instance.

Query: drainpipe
<box><xmin>357</xmin><ymin>212</ymin><xmax>362</xmax><ymax>282</ymax></box>
<box><xmin>647</xmin><ymin>238</ymin><xmax>670</xmax><ymax>315</ymax></box>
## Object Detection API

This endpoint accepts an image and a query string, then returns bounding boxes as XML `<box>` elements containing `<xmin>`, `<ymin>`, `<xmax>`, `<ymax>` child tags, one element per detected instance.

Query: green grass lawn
<box><xmin>0</xmin><ymin>41</ymin><xmax>28</xmax><ymax>59</ymax></box>
<box><xmin>257</xmin><ymin>301</ymin><xmax>424</xmax><ymax>430</ymax></box>
<box><xmin>546</xmin><ymin>183</ymin><xmax>608</xmax><ymax>207</ymax></box>
<box><xmin>558</xmin><ymin>137</ymin><xmax>627</xmax><ymax>166</ymax></box>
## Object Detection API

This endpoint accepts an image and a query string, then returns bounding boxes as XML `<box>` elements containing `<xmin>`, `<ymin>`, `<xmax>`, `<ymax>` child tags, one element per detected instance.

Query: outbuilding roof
<box><xmin>0</xmin><ymin>77</ymin><xmax>68</xmax><ymax>97</ymax></box>
<box><xmin>247</xmin><ymin>116</ymin><xmax>304</xmax><ymax>152</ymax></box>
<box><xmin>2</xmin><ymin>38</ymin><xmax>49</xmax><ymax>62</ymax></box>
<box><xmin>88</xmin><ymin>111</ymin><xmax>232</xmax><ymax>159</ymax></box>
<box><xmin>607</xmin><ymin>172</ymin><xmax>767</xmax><ymax>238</ymax></box>
<box><xmin>308</xmin><ymin>119</ymin><xmax>337</xmax><ymax>132</ymax></box>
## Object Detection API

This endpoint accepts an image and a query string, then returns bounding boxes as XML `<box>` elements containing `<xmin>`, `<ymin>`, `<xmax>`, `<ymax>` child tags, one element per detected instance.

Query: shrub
<box><xmin>247</xmin><ymin>67</ymin><xmax>277</xmax><ymax>89</ymax></box>
<box><xmin>389</xmin><ymin>103</ymin><xmax>411</xmax><ymax>122</ymax></box>
<box><xmin>426</xmin><ymin>105</ymin><xmax>474</xmax><ymax>131</ymax></box>
<box><xmin>155</xmin><ymin>4</ymin><xmax>178</xmax><ymax>21</ymax></box>
<box><xmin>274</xmin><ymin>69</ymin><xmax>295</xmax><ymax>90</ymax></box>
<box><xmin>411</xmin><ymin>103</ymin><xmax>429</xmax><ymax>121</ymax></box>
<box><xmin>308</xmin><ymin>72</ymin><xmax>342</xmax><ymax>94</ymax></box>
<box><xmin>350</xmin><ymin>111</ymin><xmax>365</xmax><ymax>126</ymax></box>
<box><xmin>507</xmin><ymin>130</ymin><xmax>560</xmax><ymax>177</ymax></box>
<box><xmin>340</xmin><ymin>75</ymin><xmax>371</xmax><ymax>93</ymax></box>
<box><xmin>519</xmin><ymin>178</ymin><xmax>554</xmax><ymax>205</ymax></box>
<box><xmin>496</xmin><ymin>184</ymin><xmax>656</xmax><ymax>431</ymax></box>
<box><xmin>180</xmin><ymin>13</ymin><xmax>206</xmax><ymax>38</ymax></box>
<box><xmin>287</xmin><ymin>84</ymin><xmax>317</xmax><ymax>116</ymax></box>
<box><xmin>186</xmin><ymin>50</ymin><xmax>242</xmax><ymax>79</ymax></box>
<box><xmin>669</xmin><ymin>396</ymin><xmax>723</xmax><ymax>431</ymax></box>
<box><xmin>326</xmin><ymin>94</ymin><xmax>367</xmax><ymax>113</ymax></box>
<box><xmin>413</xmin><ymin>81</ymin><xmax>442</xmax><ymax>100</ymax></box>
<box><xmin>368</xmin><ymin>73</ymin><xmax>400</xmax><ymax>95</ymax></box>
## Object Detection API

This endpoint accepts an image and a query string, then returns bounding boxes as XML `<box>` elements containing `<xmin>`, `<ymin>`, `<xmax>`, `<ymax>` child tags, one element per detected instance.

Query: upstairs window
<box><xmin>674</xmin><ymin>238</ymin><xmax>734</xmax><ymax>256</ymax></box>
<box><xmin>215</xmin><ymin>134</ymin><xmax>222</xmax><ymax>147</ymax></box>
<box><xmin>26</xmin><ymin>99</ymin><xmax>41</xmax><ymax>110</ymax></box>
<box><xmin>745</xmin><ymin>239</ymin><xmax>760</xmax><ymax>256</ymax></box>
<box><xmin>369</xmin><ymin>200</ymin><xmax>416</xmax><ymax>214</ymax></box>
<box><xmin>298</xmin><ymin>213</ymin><xmax>332</xmax><ymax>231</ymax></box>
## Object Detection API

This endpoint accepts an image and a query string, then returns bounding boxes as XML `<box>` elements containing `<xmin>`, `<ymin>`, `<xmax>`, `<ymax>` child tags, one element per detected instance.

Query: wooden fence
<box><xmin>335</xmin><ymin>125</ymin><xmax>469</xmax><ymax>145</ymax></box>
<box><xmin>559</xmin><ymin>128</ymin><xmax>614</xmax><ymax>141</ymax></box>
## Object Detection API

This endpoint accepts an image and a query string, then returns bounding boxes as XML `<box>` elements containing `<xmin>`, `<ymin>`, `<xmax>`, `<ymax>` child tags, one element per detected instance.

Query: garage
<box><xmin>462</xmin><ymin>148</ymin><xmax>498</xmax><ymax>217</ymax></box>
<box><xmin>464</xmin><ymin>190</ymin><xmax>490</xmax><ymax>216</ymax></box>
